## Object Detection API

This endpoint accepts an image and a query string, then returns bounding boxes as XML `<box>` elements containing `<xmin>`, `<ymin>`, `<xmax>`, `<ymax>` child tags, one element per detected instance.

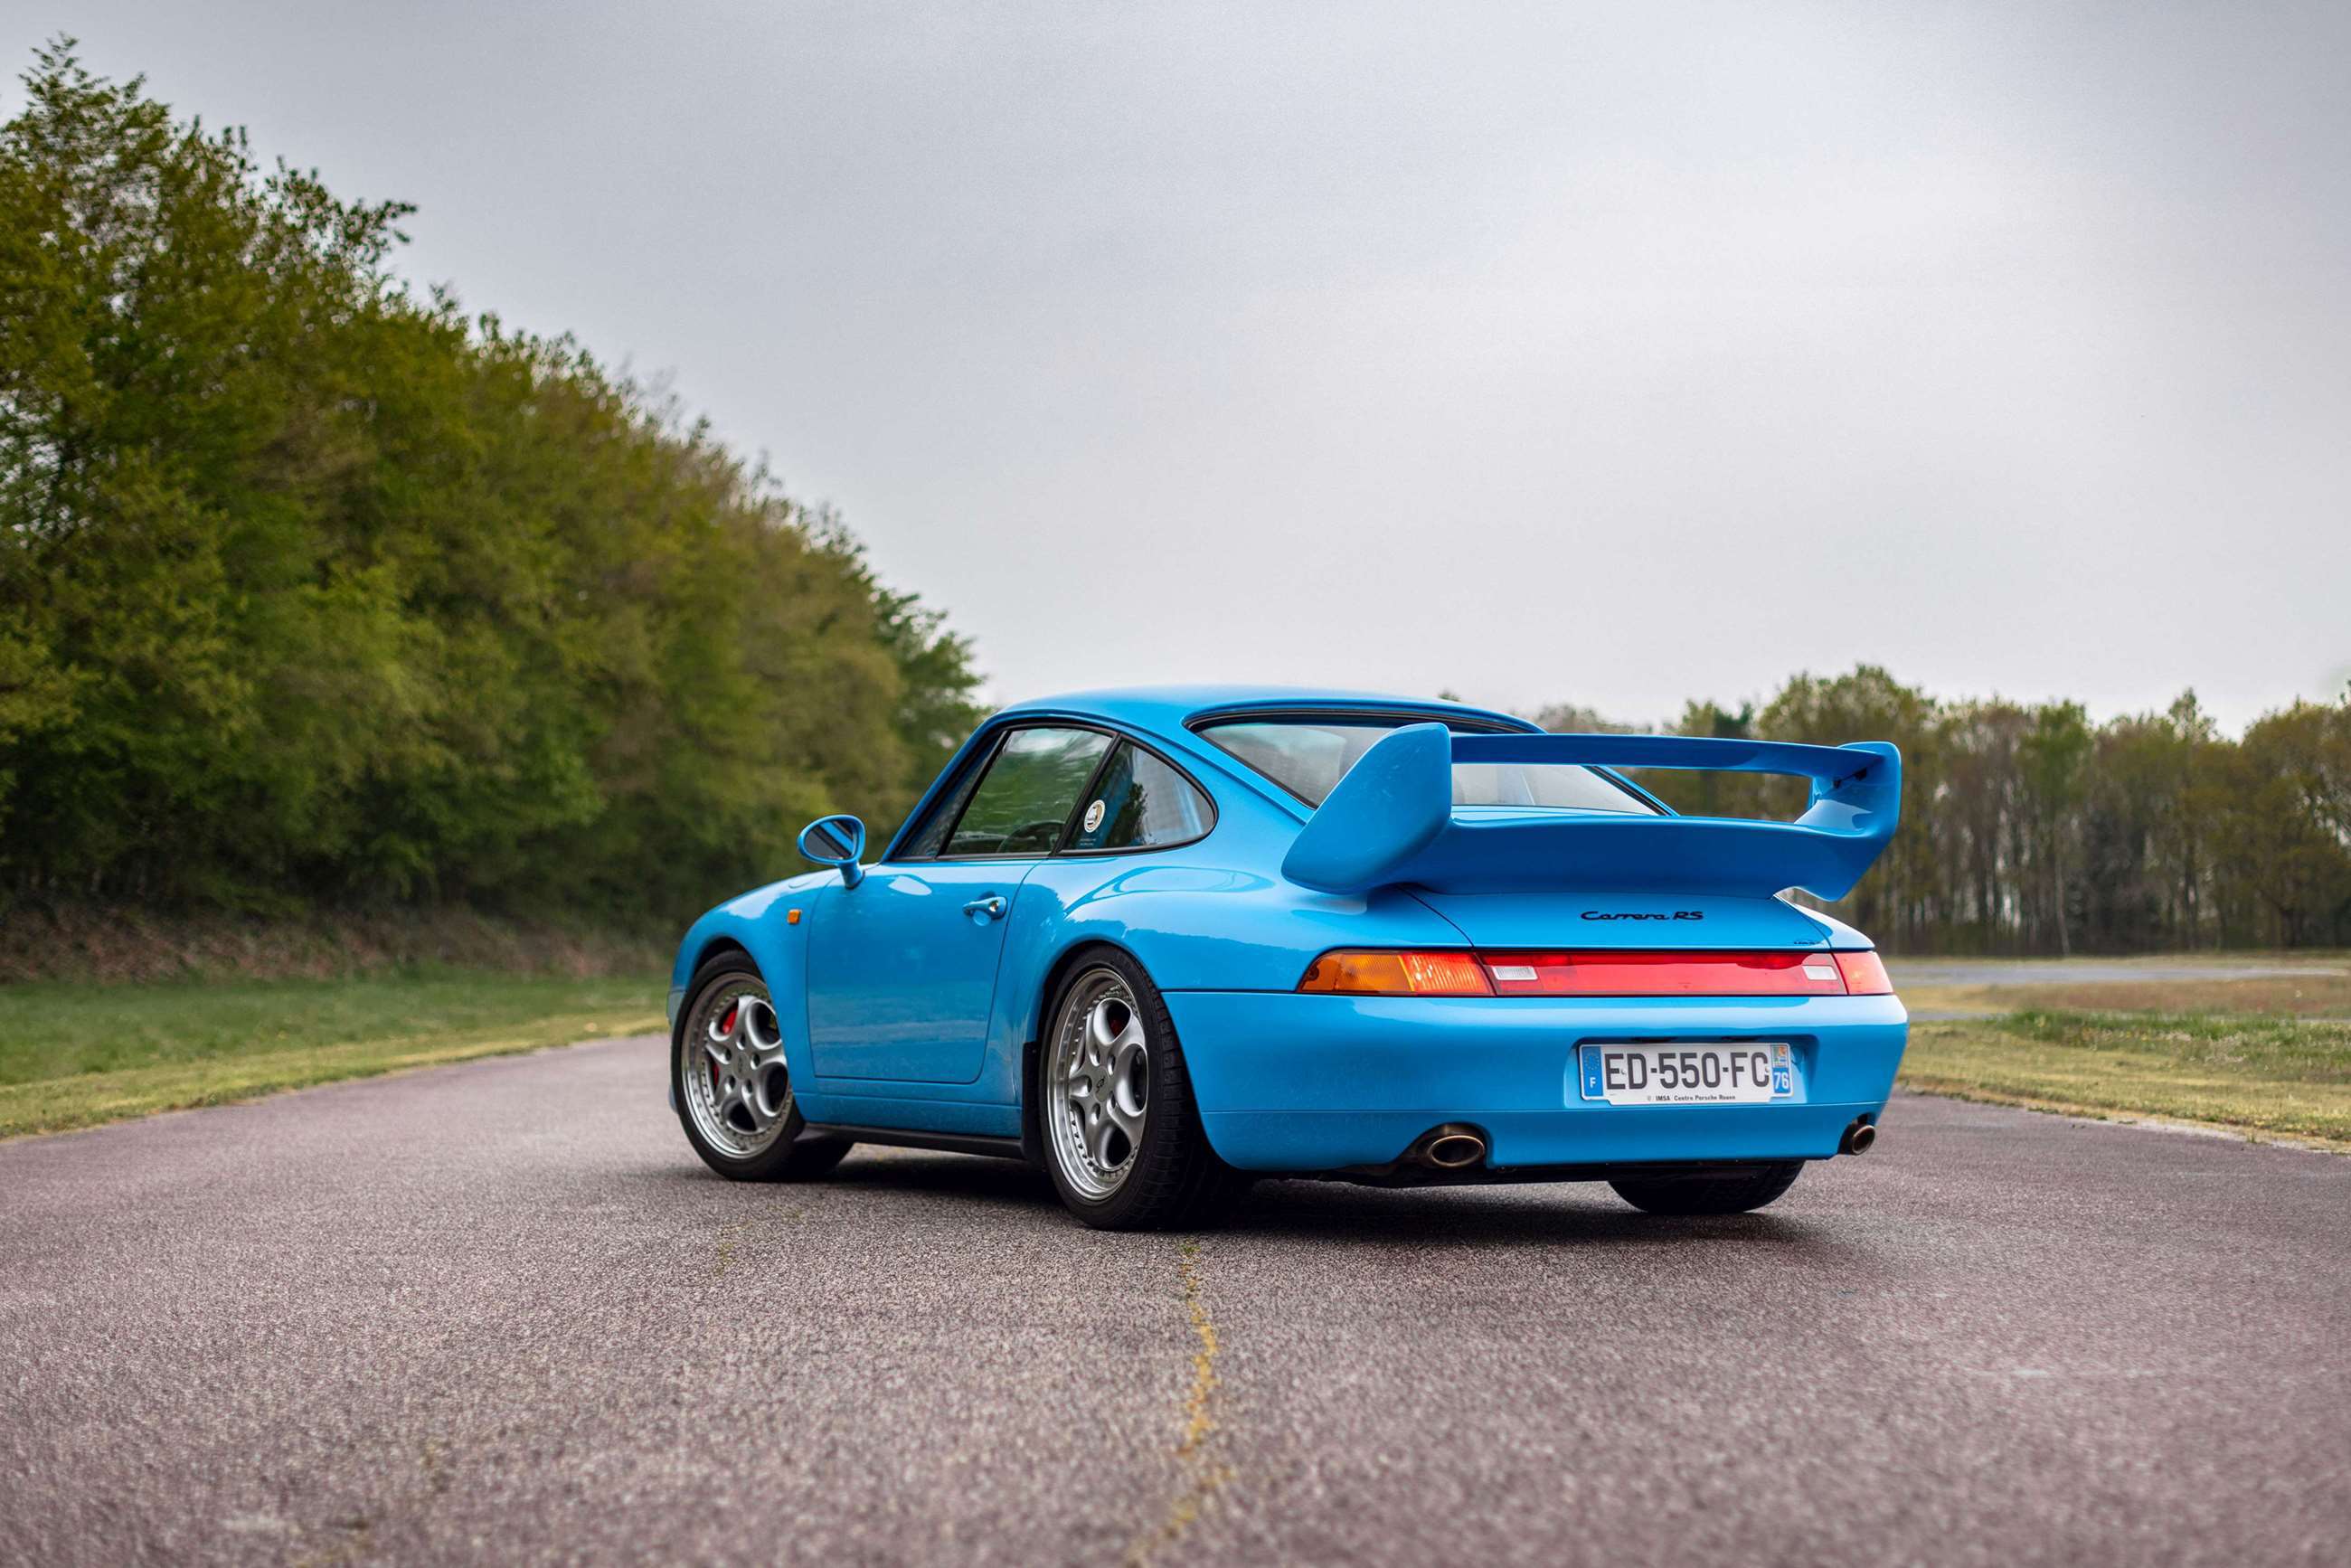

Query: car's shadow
<box><xmin>788</xmin><ymin>1148</ymin><xmax>1853</xmax><ymax>1255</ymax></box>
<box><xmin>821</xmin><ymin>1148</ymin><xmax>1061</xmax><ymax>1209</ymax></box>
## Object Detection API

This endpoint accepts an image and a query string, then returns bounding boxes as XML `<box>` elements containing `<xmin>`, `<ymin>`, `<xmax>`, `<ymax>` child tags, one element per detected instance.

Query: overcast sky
<box><xmin>20</xmin><ymin>3</ymin><xmax>2349</xmax><ymax>729</ymax></box>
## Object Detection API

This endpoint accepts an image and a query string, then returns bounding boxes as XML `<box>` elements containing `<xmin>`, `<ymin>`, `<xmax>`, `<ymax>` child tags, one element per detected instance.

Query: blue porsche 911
<box><xmin>667</xmin><ymin>686</ymin><xmax>1907</xmax><ymax>1230</ymax></box>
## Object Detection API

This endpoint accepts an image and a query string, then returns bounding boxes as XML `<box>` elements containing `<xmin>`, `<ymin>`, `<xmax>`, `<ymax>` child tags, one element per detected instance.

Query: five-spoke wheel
<box><xmin>1046</xmin><ymin>968</ymin><xmax>1153</xmax><ymax>1200</ymax></box>
<box><xmin>685</xmin><ymin>985</ymin><xmax>792</xmax><ymax>1158</ymax></box>
<box><xmin>1037</xmin><ymin>950</ymin><xmax>1246</xmax><ymax>1229</ymax></box>
<box><xmin>673</xmin><ymin>955</ymin><xmax>853</xmax><ymax>1182</ymax></box>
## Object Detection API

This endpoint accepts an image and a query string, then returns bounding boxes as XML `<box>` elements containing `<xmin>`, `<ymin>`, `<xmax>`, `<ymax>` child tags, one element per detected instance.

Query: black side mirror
<box><xmin>797</xmin><ymin>814</ymin><xmax>867</xmax><ymax>888</ymax></box>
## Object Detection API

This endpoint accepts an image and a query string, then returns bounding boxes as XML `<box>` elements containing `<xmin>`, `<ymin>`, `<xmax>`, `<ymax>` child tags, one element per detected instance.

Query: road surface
<box><xmin>3</xmin><ymin>1034</ymin><xmax>2346</xmax><ymax>1566</ymax></box>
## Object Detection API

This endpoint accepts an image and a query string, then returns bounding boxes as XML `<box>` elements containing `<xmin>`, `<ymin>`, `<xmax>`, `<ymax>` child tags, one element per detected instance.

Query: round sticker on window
<box><xmin>1082</xmin><ymin>798</ymin><xmax>1106</xmax><ymax>833</ymax></box>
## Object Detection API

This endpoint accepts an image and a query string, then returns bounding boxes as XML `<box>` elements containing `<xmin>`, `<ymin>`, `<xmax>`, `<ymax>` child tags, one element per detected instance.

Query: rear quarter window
<box><xmin>1068</xmin><ymin>744</ymin><xmax>1213</xmax><ymax>851</ymax></box>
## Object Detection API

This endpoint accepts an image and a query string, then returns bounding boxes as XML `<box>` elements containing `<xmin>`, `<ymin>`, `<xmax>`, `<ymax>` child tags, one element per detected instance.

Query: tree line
<box><xmin>1538</xmin><ymin>669</ymin><xmax>2351</xmax><ymax>953</ymax></box>
<box><xmin>0</xmin><ymin>43</ymin><xmax>982</xmax><ymax>925</ymax></box>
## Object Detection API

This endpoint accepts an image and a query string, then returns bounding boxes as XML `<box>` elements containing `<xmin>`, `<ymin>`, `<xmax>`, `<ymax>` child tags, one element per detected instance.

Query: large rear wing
<box><xmin>1279</xmin><ymin>726</ymin><xmax>1902</xmax><ymax>900</ymax></box>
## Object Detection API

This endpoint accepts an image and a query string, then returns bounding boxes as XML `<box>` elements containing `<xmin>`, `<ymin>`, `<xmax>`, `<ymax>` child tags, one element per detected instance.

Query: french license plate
<box><xmin>1578</xmin><ymin>1042</ymin><xmax>1794</xmax><ymax>1105</ymax></box>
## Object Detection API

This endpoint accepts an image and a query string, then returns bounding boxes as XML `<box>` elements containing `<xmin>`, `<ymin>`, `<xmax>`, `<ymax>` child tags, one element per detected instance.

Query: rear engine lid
<box><xmin>1410</xmin><ymin>890</ymin><xmax>1836</xmax><ymax>949</ymax></box>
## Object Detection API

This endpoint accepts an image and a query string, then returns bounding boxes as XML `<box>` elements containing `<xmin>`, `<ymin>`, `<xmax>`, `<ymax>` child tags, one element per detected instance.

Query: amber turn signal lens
<box><xmin>1298</xmin><ymin>950</ymin><xmax>1494</xmax><ymax>996</ymax></box>
<box><xmin>1832</xmin><ymin>950</ymin><xmax>1893</xmax><ymax>995</ymax></box>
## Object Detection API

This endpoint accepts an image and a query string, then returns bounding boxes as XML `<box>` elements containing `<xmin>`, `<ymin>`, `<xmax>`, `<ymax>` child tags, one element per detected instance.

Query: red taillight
<box><xmin>1298</xmin><ymin>950</ymin><xmax>1494</xmax><ymax>996</ymax></box>
<box><xmin>1832</xmin><ymin>949</ymin><xmax>1893</xmax><ymax>995</ymax></box>
<box><xmin>1478</xmin><ymin>950</ymin><xmax>1849</xmax><ymax>997</ymax></box>
<box><xmin>1297</xmin><ymin>949</ymin><xmax>1895</xmax><ymax>997</ymax></box>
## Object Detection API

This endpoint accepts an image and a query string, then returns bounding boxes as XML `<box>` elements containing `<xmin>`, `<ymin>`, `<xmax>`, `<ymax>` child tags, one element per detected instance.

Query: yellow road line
<box><xmin>1126</xmin><ymin>1238</ymin><xmax>1236</xmax><ymax>1566</ymax></box>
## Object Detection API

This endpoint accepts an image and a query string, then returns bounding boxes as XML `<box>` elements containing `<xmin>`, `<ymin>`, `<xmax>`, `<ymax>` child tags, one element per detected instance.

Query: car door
<box><xmin>805</xmin><ymin>725</ymin><xmax>1115</xmax><ymax>1084</ymax></box>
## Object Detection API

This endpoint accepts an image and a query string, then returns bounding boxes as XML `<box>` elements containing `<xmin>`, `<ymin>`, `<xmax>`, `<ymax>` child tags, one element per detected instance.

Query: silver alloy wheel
<box><xmin>1045</xmin><ymin>967</ymin><xmax>1151</xmax><ymax>1200</ymax></box>
<box><xmin>681</xmin><ymin>980</ymin><xmax>793</xmax><ymax>1159</ymax></box>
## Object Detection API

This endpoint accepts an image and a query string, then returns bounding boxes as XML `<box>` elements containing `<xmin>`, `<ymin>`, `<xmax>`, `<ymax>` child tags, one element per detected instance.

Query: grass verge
<box><xmin>16</xmin><ymin>969</ymin><xmax>2346</xmax><ymax>1153</ymax></box>
<box><xmin>0</xmin><ymin>903</ymin><xmax>668</xmax><ymax>984</ymax></box>
<box><xmin>1903</xmin><ymin>1009</ymin><xmax>2351</xmax><ymax>1150</ymax></box>
<box><xmin>1901</xmin><ymin>970</ymin><xmax>2351</xmax><ymax>1020</ymax></box>
<box><xmin>0</xmin><ymin>971</ymin><xmax>663</xmax><ymax>1139</ymax></box>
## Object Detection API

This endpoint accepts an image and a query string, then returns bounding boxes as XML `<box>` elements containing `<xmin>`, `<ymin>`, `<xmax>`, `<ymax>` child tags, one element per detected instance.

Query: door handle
<box><xmin>961</xmin><ymin>894</ymin><xmax>1008</xmax><ymax>922</ymax></box>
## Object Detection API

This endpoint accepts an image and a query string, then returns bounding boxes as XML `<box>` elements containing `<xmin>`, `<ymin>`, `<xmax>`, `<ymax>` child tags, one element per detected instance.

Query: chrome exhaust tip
<box><xmin>1425</xmin><ymin>1134</ymin><xmax>1486</xmax><ymax>1169</ymax></box>
<box><xmin>1416</xmin><ymin>1124</ymin><xmax>1487</xmax><ymax>1170</ymax></box>
<box><xmin>1840</xmin><ymin>1119</ymin><xmax>1878</xmax><ymax>1156</ymax></box>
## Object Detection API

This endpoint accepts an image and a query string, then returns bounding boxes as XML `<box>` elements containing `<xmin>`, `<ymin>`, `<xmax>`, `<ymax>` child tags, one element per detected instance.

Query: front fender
<box><xmin>669</xmin><ymin>872</ymin><xmax>836</xmax><ymax>1097</ymax></box>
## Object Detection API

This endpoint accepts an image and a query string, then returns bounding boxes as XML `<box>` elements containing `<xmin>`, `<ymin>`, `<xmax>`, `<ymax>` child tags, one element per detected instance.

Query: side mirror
<box><xmin>797</xmin><ymin>814</ymin><xmax>867</xmax><ymax>888</ymax></box>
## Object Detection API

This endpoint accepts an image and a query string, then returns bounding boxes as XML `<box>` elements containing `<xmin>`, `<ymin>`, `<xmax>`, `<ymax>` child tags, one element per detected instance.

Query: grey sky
<box><xmin>20</xmin><ymin>2</ymin><xmax>2349</xmax><ymax>729</ymax></box>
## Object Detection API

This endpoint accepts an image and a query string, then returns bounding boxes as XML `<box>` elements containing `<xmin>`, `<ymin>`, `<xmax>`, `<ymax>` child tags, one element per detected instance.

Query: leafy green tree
<box><xmin>1664</xmin><ymin>699</ymin><xmax>1767</xmax><ymax>819</ymax></box>
<box><xmin>0</xmin><ymin>41</ymin><xmax>978</xmax><ymax>922</ymax></box>
<box><xmin>1759</xmin><ymin>666</ymin><xmax>1942</xmax><ymax>947</ymax></box>
<box><xmin>2217</xmin><ymin>703</ymin><xmax>2351</xmax><ymax>947</ymax></box>
<box><xmin>1938</xmin><ymin>699</ymin><xmax>2031</xmax><ymax>950</ymax></box>
<box><xmin>2018</xmin><ymin>702</ymin><xmax>2091</xmax><ymax>955</ymax></box>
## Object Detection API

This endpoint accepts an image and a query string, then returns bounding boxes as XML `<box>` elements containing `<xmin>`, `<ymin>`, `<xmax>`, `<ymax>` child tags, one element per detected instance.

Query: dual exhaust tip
<box><xmin>1405</xmin><ymin>1118</ymin><xmax>1875</xmax><ymax>1170</ymax></box>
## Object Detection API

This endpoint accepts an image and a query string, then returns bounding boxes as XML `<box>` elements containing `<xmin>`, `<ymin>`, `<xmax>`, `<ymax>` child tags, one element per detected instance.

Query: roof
<box><xmin>878</xmin><ymin>684</ymin><xmax>1547</xmax><ymax>859</ymax></box>
<box><xmin>993</xmin><ymin>685</ymin><xmax>1537</xmax><ymax>740</ymax></box>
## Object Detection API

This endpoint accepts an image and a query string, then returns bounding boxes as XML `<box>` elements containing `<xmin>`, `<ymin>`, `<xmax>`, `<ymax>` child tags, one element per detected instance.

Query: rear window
<box><xmin>1198</xmin><ymin>717</ymin><xmax>1659</xmax><ymax>815</ymax></box>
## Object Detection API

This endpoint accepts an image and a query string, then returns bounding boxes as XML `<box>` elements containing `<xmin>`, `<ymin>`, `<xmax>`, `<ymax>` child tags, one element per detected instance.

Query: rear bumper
<box><xmin>1163</xmin><ymin>991</ymin><xmax>1908</xmax><ymax>1173</ymax></box>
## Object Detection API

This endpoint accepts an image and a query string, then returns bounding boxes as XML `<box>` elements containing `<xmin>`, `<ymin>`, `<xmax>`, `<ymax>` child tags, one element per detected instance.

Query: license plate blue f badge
<box><xmin>1576</xmin><ymin>1043</ymin><xmax>1798</xmax><ymax>1106</ymax></box>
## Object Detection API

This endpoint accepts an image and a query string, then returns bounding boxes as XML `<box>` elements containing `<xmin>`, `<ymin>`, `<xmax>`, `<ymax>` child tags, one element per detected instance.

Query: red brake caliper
<box><xmin>713</xmin><ymin>1001</ymin><xmax>738</xmax><ymax>1093</ymax></box>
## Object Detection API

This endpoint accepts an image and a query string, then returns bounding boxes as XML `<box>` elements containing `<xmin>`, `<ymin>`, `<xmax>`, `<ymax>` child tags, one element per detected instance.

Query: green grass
<box><xmin>1903</xmin><ymin>1008</ymin><xmax>2351</xmax><ymax>1149</ymax></box>
<box><xmin>0</xmin><ymin>970</ymin><xmax>664</xmax><ymax>1139</ymax></box>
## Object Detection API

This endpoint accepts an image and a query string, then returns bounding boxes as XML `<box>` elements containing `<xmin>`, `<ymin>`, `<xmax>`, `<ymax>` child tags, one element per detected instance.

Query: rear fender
<box><xmin>987</xmin><ymin>856</ymin><xmax>1474</xmax><ymax>1104</ymax></box>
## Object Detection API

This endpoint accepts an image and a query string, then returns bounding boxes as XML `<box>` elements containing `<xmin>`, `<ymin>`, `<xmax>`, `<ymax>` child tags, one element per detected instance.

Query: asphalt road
<box><xmin>4</xmin><ymin>1036</ymin><xmax>2346</xmax><ymax>1567</ymax></box>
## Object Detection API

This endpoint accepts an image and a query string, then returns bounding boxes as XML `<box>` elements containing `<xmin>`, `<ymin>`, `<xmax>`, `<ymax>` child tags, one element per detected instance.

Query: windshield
<box><xmin>1197</xmin><ymin>717</ymin><xmax>1660</xmax><ymax>814</ymax></box>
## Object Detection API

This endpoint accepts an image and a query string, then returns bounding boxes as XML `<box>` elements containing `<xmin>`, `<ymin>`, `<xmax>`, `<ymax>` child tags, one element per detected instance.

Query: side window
<box><xmin>899</xmin><ymin>748</ymin><xmax>992</xmax><ymax>859</ymax></box>
<box><xmin>1067</xmin><ymin>744</ymin><xmax>1213</xmax><ymax>852</ymax></box>
<box><xmin>942</xmin><ymin>727</ymin><xmax>1113</xmax><ymax>857</ymax></box>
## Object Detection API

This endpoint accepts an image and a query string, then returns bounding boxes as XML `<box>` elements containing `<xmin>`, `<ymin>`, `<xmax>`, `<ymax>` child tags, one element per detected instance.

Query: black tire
<box><xmin>1610</xmin><ymin>1161</ymin><xmax>1804</xmax><ymax>1215</ymax></box>
<box><xmin>1035</xmin><ymin>948</ymin><xmax>1248</xmax><ymax>1232</ymax></box>
<box><xmin>673</xmin><ymin>953</ymin><xmax>854</xmax><ymax>1183</ymax></box>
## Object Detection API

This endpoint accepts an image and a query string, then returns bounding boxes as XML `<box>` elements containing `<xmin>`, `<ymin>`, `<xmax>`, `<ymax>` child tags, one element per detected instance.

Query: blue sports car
<box><xmin>668</xmin><ymin>686</ymin><xmax>1907</xmax><ymax>1230</ymax></box>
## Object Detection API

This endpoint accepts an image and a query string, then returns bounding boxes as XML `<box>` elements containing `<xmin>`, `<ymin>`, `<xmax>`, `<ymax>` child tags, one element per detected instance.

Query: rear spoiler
<box><xmin>1279</xmin><ymin>726</ymin><xmax>1902</xmax><ymax>900</ymax></box>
